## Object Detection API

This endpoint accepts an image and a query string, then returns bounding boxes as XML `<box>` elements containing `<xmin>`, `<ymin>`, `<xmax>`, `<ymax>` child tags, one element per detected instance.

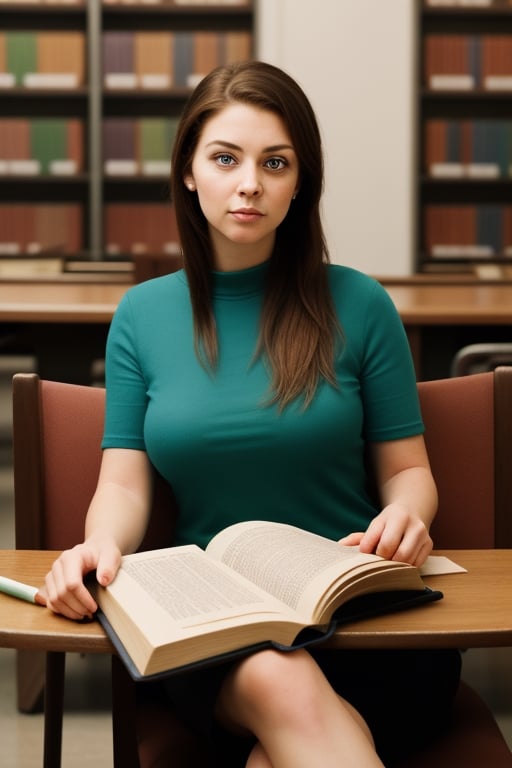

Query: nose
<box><xmin>236</xmin><ymin>164</ymin><xmax>262</xmax><ymax>197</ymax></box>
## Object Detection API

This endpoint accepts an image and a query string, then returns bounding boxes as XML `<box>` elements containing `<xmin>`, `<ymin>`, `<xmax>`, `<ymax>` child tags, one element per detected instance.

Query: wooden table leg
<box><xmin>43</xmin><ymin>651</ymin><xmax>66</xmax><ymax>768</ymax></box>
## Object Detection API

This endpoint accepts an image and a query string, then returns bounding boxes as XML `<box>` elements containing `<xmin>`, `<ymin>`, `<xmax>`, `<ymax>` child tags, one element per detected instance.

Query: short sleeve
<box><xmin>101</xmin><ymin>291</ymin><xmax>148</xmax><ymax>450</ymax></box>
<box><xmin>359</xmin><ymin>281</ymin><xmax>423</xmax><ymax>442</ymax></box>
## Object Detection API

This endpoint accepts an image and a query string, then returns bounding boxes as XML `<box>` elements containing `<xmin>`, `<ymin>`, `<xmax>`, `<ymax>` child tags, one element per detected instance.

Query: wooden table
<box><xmin>0</xmin><ymin>280</ymin><xmax>129</xmax><ymax>325</ymax></box>
<box><xmin>1</xmin><ymin>549</ymin><xmax>512</xmax><ymax>767</ymax></box>
<box><xmin>2</xmin><ymin>275</ymin><xmax>512</xmax><ymax>382</ymax></box>
<box><xmin>381</xmin><ymin>281</ymin><xmax>512</xmax><ymax>379</ymax></box>
<box><xmin>0</xmin><ymin>279</ymin><xmax>130</xmax><ymax>383</ymax></box>
<box><xmin>4</xmin><ymin>549</ymin><xmax>511</xmax><ymax>654</ymax></box>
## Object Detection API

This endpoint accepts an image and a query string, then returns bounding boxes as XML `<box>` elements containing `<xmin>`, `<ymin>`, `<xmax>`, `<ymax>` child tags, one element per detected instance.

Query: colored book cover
<box><xmin>66</xmin><ymin>119</ymin><xmax>84</xmax><ymax>174</ymax></box>
<box><xmin>193</xmin><ymin>32</ymin><xmax>220</xmax><ymax>81</ymax></box>
<box><xmin>33</xmin><ymin>205</ymin><xmax>82</xmax><ymax>254</ymax></box>
<box><xmin>173</xmin><ymin>32</ymin><xmax>194</xmax><ymax>88</ymax></box>
<box><xmin>135</xmin><ymin>32</ymin><xmax>173</xmax><ymax>88</ymax></box>
<box><xmin>103</xmin><ymin>119</ymin><xmax>136</xmax><ymax>163</ymax></box>
<box><xmin>503</xmin><ymin>207</ymin><xmax>512</xmax><ymax>255</ymax></box>
<box><xmin>103</xmin><ymin>31</ymin><xmax>134</xmax><ymax>74</ymax></box>
<box><xmin>0</xmin><ymin>32</ymin><xmax>6</xmax><ymax>73</ymax></box>
<box><xmin>0</xmin><ymin>120</ymin><xmax>30</xmax><ymax>164</ymax></box>
<box><xmin>424</xmin><ymin>120</ymin><xmax>446</xmax><ymax>173</ymax></box>
<box><xmin>446</xmin><ymin>121</ymin><xmax>461</xmax><ymax>163</ymax></box>
<box><xmin>6</xmin><ymin>32</ymin><xmax>37</xmax><ymax>86</ymax></box>
<box><xmin>477</xmin><ymin>206</ymin><xmax>502</xmax><ymax>255</ymax></box>
<box><xmin>223</xmin><ymin>31</ymin><xmax>252</xmax><ymax>64</ymax></box>
<box><xmin>37</xmin><ymin>32</ymin><xmax>85</xmax><ymax>87</ymax></box>
<box><xmin>31</xmin><ymin>119</ymin><xmax>67</xmax><ymax>175</ymax></box>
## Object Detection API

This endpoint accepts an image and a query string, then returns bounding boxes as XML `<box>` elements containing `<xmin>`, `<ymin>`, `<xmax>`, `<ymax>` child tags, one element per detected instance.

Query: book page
<box><xmin>206</xmin><ymin>521</ymin><xmax>406</xmax><ymax>622</ymax></box>
<box><xmin>112</xmin><ymin>545</ymin><xmax>295</xmax><ymax>631</ymax></box>
<box><xmin>420</xmin><ymin>555</ymin><xmax>467</xmax><ymax>576</ymax></box>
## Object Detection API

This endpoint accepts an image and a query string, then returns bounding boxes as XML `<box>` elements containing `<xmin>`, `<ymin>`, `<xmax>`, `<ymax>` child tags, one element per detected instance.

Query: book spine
<box><xmin>37</xmin><ymin>32</ymin><xmax>85</xmax><ymax>88</ymax></box>
<box><xmin>477</xmin><ymin>205</ymin><xmax>503</xmax><ymax>256</ymax></box>
<box><xmin>0</xmin><ymin>32</ymin><xmax>6</xmax><ymax>76</ymax></box>
<box><xmin>193</xmin><ymin>32</ymin><xmax>220</xmax><ymax>84</ymax></box>
<box><xmin>504</xmin><ymin>206</ymin><xmax>512</xmax><ymax>257</ymax></box>
<box><xmin>135</xmin><ymin>32</ymin><xmax>173</xmax><ymax>89</ymax></box>
<box><xmin>31</xmin><ymin>119</ymin><xmax>67</xmax><ymax>175</ymax></box>
<box><xmin>66</xmin><ymin>119</ymin><xmax>84</xmax><ymax>174</ymax></box>
<box><xmin>224</xmin><ymin>31</ymin><xmax>252</xmax><ymax>64</ymax></box>
<box><xmin>174</xmin><ymin>32</ymin><xmax>194</xmax><ymax>88</ymax></box>
<box><xmin>138</xmin><ymin>118</ymin><xmax>172</xmax><ymax>175</ymax></box>
<box><xmin>0</xmin><ymin>120</ymin><xmax>31</xmax><ymax>171</ymax></box>
<box><xmin>6</xmin><ymin>32</ymin><xmax>37</xmax><ymax>86</ymax></box>
<box><xmin>103</xmin><ymin>119</ymin><xmax>137</xmax><ymax>174</ymax></box>
<box><xmin>103</xmin><ymin>31</ymin><xmax>136</xmax><ymax>88</ymax></box>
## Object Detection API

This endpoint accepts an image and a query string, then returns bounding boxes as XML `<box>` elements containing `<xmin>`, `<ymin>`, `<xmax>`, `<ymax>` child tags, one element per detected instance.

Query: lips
<box><xmin>230</xmin><ymin>208</ymin><xmax>264</xmax><ymax>222</ymax></box>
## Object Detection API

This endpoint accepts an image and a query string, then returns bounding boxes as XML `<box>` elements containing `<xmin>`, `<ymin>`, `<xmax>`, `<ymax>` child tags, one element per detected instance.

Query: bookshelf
<box><xmin>418</xmin><ymin>0</ymin><xmax>512</xmax><ymax>275</ymax></box>
<box><xmin>0</xmin><ymin>0</ymin><xmax>254</xmax><ymax>269</ymax></box>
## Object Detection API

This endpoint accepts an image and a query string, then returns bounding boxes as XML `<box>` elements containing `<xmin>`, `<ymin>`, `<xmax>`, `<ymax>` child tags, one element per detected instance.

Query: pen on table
<box><xmin>0</xmin><ymin>575</ymin><xmax>45</xmax><ymax>606</ymax></box>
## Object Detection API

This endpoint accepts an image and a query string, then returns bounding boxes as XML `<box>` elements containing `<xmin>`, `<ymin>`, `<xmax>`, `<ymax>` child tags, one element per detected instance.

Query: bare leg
<box><xmin>246</xmin><ymin>742</ymin><xmax>272</xmax><ymax>768</ymax></box>
<box><xmin>215</xmin><ymin>649</ymin><xmax>384</xmax><ymax>768</ymax></box>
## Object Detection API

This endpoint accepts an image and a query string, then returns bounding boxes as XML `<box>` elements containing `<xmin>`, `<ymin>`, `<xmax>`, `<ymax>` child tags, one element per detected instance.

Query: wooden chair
<box><xmin>12</xmin><ymin>369</ymin><xmax>512</xmax><ymax>767</ymax></box>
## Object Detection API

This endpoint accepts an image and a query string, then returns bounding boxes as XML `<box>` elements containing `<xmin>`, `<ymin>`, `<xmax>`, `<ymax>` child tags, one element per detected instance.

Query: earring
<box><xmin>292</xmin><ymin>193</ymin><xmax>297</xmax><ymax>200</ymax></box>
<box><xmin>187</xmin><ymin>183</ymin><xmax>195</xmax><ymax>191</ymax></box>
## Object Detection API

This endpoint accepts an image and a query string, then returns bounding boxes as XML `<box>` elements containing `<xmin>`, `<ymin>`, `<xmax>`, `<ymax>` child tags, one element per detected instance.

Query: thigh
<box><xmin>162</xmin><ymin>661</ymin><xmax>254</xmax><ymax>768</ymax></box>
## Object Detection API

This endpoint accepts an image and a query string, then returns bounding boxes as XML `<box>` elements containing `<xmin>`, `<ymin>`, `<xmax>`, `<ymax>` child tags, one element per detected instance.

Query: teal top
<box><xmin>102</xmin><ymin>263</ymin><xmax>423</xmax><ymax>549</ymax></box>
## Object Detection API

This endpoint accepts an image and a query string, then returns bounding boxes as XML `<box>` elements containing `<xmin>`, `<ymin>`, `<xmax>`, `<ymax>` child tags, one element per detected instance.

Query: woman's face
<box><xmin>184</xmin><ymin>102</ymin><xmax>300</xmax><ymax>271</ymax></box>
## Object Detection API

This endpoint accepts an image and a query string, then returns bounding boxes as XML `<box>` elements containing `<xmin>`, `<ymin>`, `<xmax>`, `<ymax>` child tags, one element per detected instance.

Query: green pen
<box><xmin>0</xmin><ymin>575</ymin><xmax>43</xmax><ymax>605</ymax></box>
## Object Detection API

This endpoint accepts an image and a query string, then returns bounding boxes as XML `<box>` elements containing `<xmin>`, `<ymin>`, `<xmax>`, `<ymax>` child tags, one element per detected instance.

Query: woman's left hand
<box><xmin>339</xmin><ymin>503</ymin><xmax>433</xmax><ymax>567</ymax></box>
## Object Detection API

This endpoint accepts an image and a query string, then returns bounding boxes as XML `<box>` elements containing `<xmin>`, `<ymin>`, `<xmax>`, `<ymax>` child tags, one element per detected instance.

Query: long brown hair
<box><xmin>170</xmin><ymin>60</ymin><xmax>341</xmax><ymax>409</ymax></box>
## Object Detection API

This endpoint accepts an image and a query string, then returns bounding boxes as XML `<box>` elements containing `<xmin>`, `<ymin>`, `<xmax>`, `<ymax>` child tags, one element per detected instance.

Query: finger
<box><xmin>389</xmin><ymin>528</ymin><xmax>433</xmax><ymax>566</ymax></box>
<box><xmin>96</xmin><ymin>549</ymin><xmax>122</xmax><ymax>588</ymax></box>
<box><xmin>338</xmin><ymin>532</ymin><xmax>365</xmax><ymax>547</ymax></box>
<box><xmin>359</xmin><ymin>517</ymin><xmax>387</xmax><ymax>556</ymax></box>
<box><xmin>45</xmin><ymin>557</ymin><xmax>97</xmax><ymax>619</ymax></box>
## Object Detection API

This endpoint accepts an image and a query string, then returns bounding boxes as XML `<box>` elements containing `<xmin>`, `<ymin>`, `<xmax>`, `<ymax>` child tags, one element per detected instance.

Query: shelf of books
<box><xmin>419</xmin><ymin>0</ymin><xmax>512</xmax><ymax>275</ymax></box>
<box><xmin>0</xmin><ymin>0</ymin><xmax>253</xmax><ymax>275</ymax></box>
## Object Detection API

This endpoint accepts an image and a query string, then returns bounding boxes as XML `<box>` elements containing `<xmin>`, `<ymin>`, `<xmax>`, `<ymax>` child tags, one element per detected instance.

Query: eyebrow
<box><xmin>204</xmin><ymin>140</ymin><xmax>295</xmax><ymax>153</ymax></box>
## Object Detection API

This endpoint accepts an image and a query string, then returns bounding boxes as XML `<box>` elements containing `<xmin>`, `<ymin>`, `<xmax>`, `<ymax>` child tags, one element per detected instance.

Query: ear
<box><xmin>184</xmin><ymin>175</ymin><xmax>196</xmax><ymax>192</ymax></box>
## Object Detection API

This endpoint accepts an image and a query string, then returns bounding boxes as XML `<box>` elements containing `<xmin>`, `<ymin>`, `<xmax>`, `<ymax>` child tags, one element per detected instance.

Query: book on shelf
<box><xmin>93</xmin><ymin>520</ymin><xmax>451</xmax><ymax>681</ymax></box>
<box><xmin>139</xmin><ymin>118</ymin><xmax>177</xmax><ymax>176</ymax></box>
<box><xmin>105</xmin><ymin>203</ymin><xmax>178</xmax><ymax>256</ymax></box>
<box><xmin>135</xmin><ymin>32</ymin><xmax>173</xmax><ymax>90</ymax></box>
<box><xmin>424</xmin><ymin>35</ymin><xmax>480</xmax><ymax>91</ymax></box>
<box><xmin>0</xmin><ymin>119</ymin><xmax>84</xmax><ymax>176</ymax></box>
<box><xmin>0</xmin><ymin>204</ymin><xmax>83</xmax><ymax>255</ymax></box>
<box><xmin>424</xmin><ymin>119</ymin><xmax>512</xmax><ymax>178</ymax></box>
<box><xmin>103</xmin><ymin>118</ymin><xmax>176</xmax><ymax>176</ymax></box>
<box><xmin>2</xmin><ymin>32</ymin><xmax>85</xmax><ymax>89</ymax></box>
<box><xmin>103</xmin><ymin>30</ymin><xmax>252</xmax><ymax>90</ymax></box>
<box><xmin>481</xmin><ymin>36</ymin><xmax>512</xmax><ymax>92</ymax></box>
<box><xmin>424</xmin><ymin>204</ymin><xmax>511</xmax><ymax>259</ymax></box>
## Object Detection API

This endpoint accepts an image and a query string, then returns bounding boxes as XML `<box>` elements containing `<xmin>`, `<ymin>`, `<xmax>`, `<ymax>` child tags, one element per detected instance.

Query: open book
<box><xmin>95</xmin><ymin>521</ymin><xmax>444</xmax><ymax>680</ymax></box>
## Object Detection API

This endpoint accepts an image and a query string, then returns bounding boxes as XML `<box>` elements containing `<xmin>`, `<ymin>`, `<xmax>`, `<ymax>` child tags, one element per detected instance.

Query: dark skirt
<box><xmin>159</xmin><ymin>647</ymin><xmax>462</xmax><ymax>766</ymax></box>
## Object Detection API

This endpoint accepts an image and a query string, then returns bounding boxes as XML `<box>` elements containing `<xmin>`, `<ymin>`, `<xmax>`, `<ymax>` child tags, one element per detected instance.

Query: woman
<box><xmin>43</xmin><ymin>61</ymin><xmax>460</xmax><ymax>767</ymax></box>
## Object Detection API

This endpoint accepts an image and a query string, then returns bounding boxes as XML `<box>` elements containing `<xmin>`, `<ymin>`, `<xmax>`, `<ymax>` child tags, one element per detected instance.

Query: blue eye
<box><xmin>265</xmin><ymin>157</ymin><xmax>286</xmax><ymax>171</ymax></box>
<box><xmin>216</xmin><ymin>154</ymin><xmax>235</xmax><ymax>166</ymax></box>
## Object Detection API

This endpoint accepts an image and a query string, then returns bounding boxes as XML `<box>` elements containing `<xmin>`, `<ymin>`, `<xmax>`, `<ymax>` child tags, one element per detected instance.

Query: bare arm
<box><xmin>43</xmin><ymin>448</ymin><xmax>153</xmax><ymax>619</ymax></box>
<box><xmin>341</xmin><ymin>435</ymin><xmax>437</xmax><ymax>567</ymax></box>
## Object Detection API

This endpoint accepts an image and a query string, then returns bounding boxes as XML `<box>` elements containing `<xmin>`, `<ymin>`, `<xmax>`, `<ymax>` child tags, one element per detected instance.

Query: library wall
<box><xmin>257</xmin><ymin>0</ymin><xmax>416</xmax><ymax>276</ymax></box>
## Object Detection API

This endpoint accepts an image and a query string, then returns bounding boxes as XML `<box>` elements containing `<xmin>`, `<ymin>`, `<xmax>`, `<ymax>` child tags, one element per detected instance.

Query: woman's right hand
<box><xmin>41</xmin><ymin>538</ymin><xmax>122</xmax><ymax>620</ymax></box>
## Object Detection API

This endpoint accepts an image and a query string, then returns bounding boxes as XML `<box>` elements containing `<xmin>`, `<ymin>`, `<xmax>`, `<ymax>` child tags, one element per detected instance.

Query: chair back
<box><xmin>12</xmin><ymin>373</ymin><xmax>175</xmax><ymax>552</ymax></box>
<box><xmin>417</xmin><ymin>367</ymin><xmax>512</xmax><ymax>549</ymax></box>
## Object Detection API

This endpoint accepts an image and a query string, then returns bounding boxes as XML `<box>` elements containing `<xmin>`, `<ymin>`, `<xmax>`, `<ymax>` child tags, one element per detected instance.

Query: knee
<box><xmin>223</xmin><ymin>649</ymin><xmax>327</xmax><ymax>727</ymax></box>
